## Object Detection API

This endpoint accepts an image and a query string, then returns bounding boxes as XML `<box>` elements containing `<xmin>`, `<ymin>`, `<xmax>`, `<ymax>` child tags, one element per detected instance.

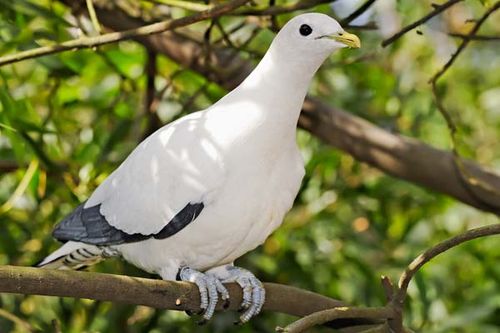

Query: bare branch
<box><xmin>0</xmin><ymin>160</ymin><xmax>19</xmax><ymax>173</ymax></box>
<box><xmin>85</xmin><ymin>0</ymin><xmax>101</xmax><ymax>34</ymax></box>
<box><xmin>0</xmin><ymin>265</ymin><xmax>381</xmax><ymax>330</ymax></box>
<box><xmin>152</xmin><ymin>0</ymin><xmax>211</xmax><ymax>11</ymax></box>
<box><xmin>428</xmin><ymin>2</ymin><xmax>500</xmax><ymax>213</ymax></box>
<box><xmin>234</xmin><ymin>0</ymin><xmax>332</xmax><ymax>16</ymax></box>
<box><xmin>0</xmin><ymin>308</ymin><xmax>34</xmax><ymax>332</ymax></box>
<box><xmin>340</xmin><ymin>0</ymin><xmax>376</xmax><ymax>26</ymax></box>
<box><xmin>277</xmin><ymin>307</ymin><xmax>393</xmax><ymax>333</ymax></box>
<box><xmin>430</xmin><ymin>1</ymin><xmax>500</xmax><ymax>83</ymax></box>
<box><xmin>382</xmin><ymin>0</ymin><xmax>463</xmax><ymax>47</ymax></box>
<box><xmin>0</xmin><ymin>0</ymin><xmax>250</xmax><ymax>67</ymax></box>
<box><xmin>449</xmin><ymin>32</ymin><xmax>500</xmax><ymax>41</ymax></box>
<box><xmin>142</xmin><ymin>50</ymin><xmax>162</xmax><ymax>140</ymax></box>
<box><xmin>396</xmin><ymin>223</ymin><xmax>500</xmax><ymax>305</ymax></box>
<box><xmin>387</xmin><ymin>223</ymin><xmax>500</xmax><ymax>332</ymax></box>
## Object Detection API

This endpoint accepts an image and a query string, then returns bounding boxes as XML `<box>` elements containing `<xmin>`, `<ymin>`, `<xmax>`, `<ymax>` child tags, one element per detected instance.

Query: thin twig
<box><xmin>51</xmin><ymin>319</ymin><xmax>62</xmax><ymax>333</ymax></box>
<box><xmin>340</xmin><ymin>0</ymin><xmax>376</xmax><ymax>25</ymax></box>
<box><xmin>430</xmin><ymin>1</ymin><xmax>500</xmax><ymax>83</ymax></box>
<box><xmin>389</xmin><ymin>223</ymin><xmax>500</xmax><ymax>332</ymax></box>
<box><xmin>429</xmin><ymin>1</ymin><xmax>500</xmax><ymax>208</ymax></box>
<box><xmin>152</xmin><ymin>0</ymin><xmax>211</xmax><ymax>11</ymax></box>
<box><xmin>142</xmin><ymin>50</ymin><xmax>162</xmax><ymax>139</ymax></box>
<box><xmin>0</xmin><ymin>308</ymin><xmax>35</xmax><ymax>332</ymax></box>
<box><xmin>234</xmin><ymin>0</ymin><xmax>332</xmax><ymax>16</ymax></box>
<box><xmin>0</xmin><ymin>160</ymin><xmax>19</xmax><ymax>173</ymax></box>
<box><xmin>85</xmin><ymin>0</ymin><xmax>102</xmax><ymax>34</ymax></box>
<box><xmin>0</xmin><ymin>0</ymin><xmax>250</xmax><ymax>67</ymax></box>
<box><xmin>344</xmin><ymin>22</ymin><xmax>378</xmax><ymax>30</ymax></box>
<box><xmin>277</xmin><ymin>306</ymin><xmax>394</xmax><ymax>333</ymax></box>
<box><xmin>382</xmin><ymin>0</ymin><xmax>463</xmax><ymax>47</ymax></box>
<box><xmin>0</xmin><ymin>160</ymin><xmax>39</xmax><ymax>215</ymax></box>
<box><xmin>449</xmin><ymin>32</ymin><xmax>500</xmax><ymax>40</ymax></box>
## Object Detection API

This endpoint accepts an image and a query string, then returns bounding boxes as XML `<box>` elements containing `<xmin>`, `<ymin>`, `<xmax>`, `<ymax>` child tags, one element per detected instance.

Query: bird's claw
<box><xmin>218</xmin><ymin>266</ymin><xmax>265</xmax><ymax>324</ymax></box>
<box><xmin>178</xmin><ymin>265</ymin><xmax>264</xmax><ymax>323</ymax></box>
<box><xmin>235</xmin><ymin>273</ymin><xmax>265</xmax><ymax>323</ymax></box>
<box><xmin>178</xmin><ymin>266</ymin><xmax>229</xmax><ymax>321</ymax></box>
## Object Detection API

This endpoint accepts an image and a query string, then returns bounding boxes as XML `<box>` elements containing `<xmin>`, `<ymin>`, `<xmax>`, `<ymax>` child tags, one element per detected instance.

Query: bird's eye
<box><xmin>299</xmin><ymin>24</ymin><xmax>312</xmax><ymax>36</ymax></box>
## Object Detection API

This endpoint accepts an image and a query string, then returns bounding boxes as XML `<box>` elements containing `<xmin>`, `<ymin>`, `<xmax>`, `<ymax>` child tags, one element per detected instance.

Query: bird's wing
<box><xmin>52</xmin><ymin>201</ymin><xmax>204</xmax><ymax>245</ymax></box>
<box><xmin>54</xmin><ymin>111</ymin><xmax>226</xmax><ymax>244</ymax></box>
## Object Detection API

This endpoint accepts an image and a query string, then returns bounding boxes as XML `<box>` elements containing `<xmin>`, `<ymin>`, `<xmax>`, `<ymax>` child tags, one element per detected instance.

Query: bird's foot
<box><xmin>177</xmin><ymin>266</ymin><xmax>229</xmax><ymax>323</ymax></box>
<box><xmin>207</xmin><ymin>265</ymin><xmax>265</xmax><ymax>324</ymax></box>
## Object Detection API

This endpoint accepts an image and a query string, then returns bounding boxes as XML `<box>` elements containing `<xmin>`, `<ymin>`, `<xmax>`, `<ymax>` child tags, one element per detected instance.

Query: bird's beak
<box><xmin>328</xmin><ymin>31</ymin><xmax>361</xmax><ymax>48</ymax></box>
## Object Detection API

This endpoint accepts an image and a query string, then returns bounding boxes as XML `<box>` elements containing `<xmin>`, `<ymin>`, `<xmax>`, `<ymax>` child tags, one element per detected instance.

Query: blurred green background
<box><xmin>0</xmin><ymin>0</ymin><xmax>499</xmax><ymax>332</ymax></box>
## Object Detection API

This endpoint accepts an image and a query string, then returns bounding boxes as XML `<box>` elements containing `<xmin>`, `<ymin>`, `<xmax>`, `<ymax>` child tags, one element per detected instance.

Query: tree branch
<box><xmin>395</xmin><ymin>223</ymin><xmax>500</xmax><ymax>306</ymax></box>
<box><xmin>0</xmin><ymin>0</ymin><xmax>250</xmax><ymax>67</ymax></box>
<box><xmin>427</xmin><ymin>2</ymin><xmax>500</xmax><ymax>214</ymax></box>
<box><xmin>388</xmin><ymin>223</ymin><xmax>500</xmax><ymax>332</ymax></box>
<box><xmin>277</xmin><ymin>306</ymin><xmax>394</xmax><ymax>333</ymax></box>
<box><xmin>339</xmin><ymin>0</ymin><xmax>376</xmax><ymax>26</ymax></box>
<box><xmin>430</xmin><ymin>1</ymin><xmax>500</xmax><ymax>83</ymax></box>
<box><xmin>381</xmin><ymin>0</ymin><xmax>463</xmax><ymax>47</ymax></box>
<box><xmin>0</xmin><ymin>265</ymin><xmax>381</xmax><ymax>330</ymax></box>
<box><xmin>448</xmin><ymin>32</ymin><xmax>500</xmax><ymax>41</ymax></box>
<box><xmin>234</xmin><ymin>0</ymin><xmax>333</xmax><ymax>16</ymax></box>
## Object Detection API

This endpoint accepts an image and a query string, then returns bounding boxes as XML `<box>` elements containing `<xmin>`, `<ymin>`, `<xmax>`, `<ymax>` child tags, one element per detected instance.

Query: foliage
<box><xmin>0</xmin><ymin>0</ymin><xmax>499</xmax><ymax>332</ymax></box>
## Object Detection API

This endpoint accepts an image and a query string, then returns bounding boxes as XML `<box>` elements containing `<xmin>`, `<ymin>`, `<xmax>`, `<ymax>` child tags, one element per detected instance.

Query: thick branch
<box><xmin>300</xmin><ymin>98</ymin><xmax>500</xmax><ymax>214</ymax></box>
<box><xmin>0</xmin><ymin>265</ymin><xmax>385</xmax><ymax>330</ymax></box>
<box><xmin>0</xmin><ymin>0</ymin><xmax>250</xmax><ymax>67</ymax></box>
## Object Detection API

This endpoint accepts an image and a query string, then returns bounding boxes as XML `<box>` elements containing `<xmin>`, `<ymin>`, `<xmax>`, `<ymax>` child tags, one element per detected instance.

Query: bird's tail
<box><xmin>35</xmin><ymin>241</ymin><xmax>105</xmax><ymax>270</ymax></box>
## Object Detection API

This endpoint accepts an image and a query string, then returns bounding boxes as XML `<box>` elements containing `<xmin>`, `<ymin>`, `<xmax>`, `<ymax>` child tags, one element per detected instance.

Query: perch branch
<box><xmin>0</xmin><ymin>265</ymin><xmax>381</xmax><ymax>330</ymax></box>
<box><xmin>382</xmin><ymin>0</ymin><xmax>463</xmax><ymax>47</ymax></box>
<box><xmin>0</xmin><ymin>0</ymin><xmax>250</xmax><ymax>67</ymax></box>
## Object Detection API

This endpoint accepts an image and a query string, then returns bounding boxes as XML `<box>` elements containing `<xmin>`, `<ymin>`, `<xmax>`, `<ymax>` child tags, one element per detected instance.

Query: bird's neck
<box><xmin>240</xmin><ymin>50</ymin><xmax>318</xmax><ymax>126</ymax></box>
<box><xmin>207</xmin><ymin>45</ymin><xmax>325</xmax><ymax>151</ymax></box>
<box><xmin>227</xmin><ymin>44</ymin><xmax>323</xmax><ymax>132</ymax></box>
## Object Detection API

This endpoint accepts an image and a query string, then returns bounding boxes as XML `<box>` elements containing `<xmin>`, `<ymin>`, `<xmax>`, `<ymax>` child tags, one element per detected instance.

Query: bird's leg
<box><xmin>205</xmin><ymin>264</ymin><xmax>265</xmax><ymax>324</ymax></box>
<box><xmin>176</xmin><ymin>266</ymin><xmax>229</xmax><ymax>323</ymax></box>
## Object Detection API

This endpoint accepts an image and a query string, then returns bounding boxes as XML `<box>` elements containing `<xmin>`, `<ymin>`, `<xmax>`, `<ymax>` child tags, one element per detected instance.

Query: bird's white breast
<box><xmin>114</xmin><ymin>105</ymin><xmax>305</xmax><ymax>277</ymax></box>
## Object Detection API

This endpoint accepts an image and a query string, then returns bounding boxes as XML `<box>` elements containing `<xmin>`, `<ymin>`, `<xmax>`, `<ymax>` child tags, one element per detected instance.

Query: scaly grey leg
<box><xmin>177</xmin><ymin>266</ymin><xmax>229</xmax><ymax>322</ymax></box>
<box><xmin>206</xmin><ymin>265</ymin><xmax>265</xmax><ymax>324</ymax></box>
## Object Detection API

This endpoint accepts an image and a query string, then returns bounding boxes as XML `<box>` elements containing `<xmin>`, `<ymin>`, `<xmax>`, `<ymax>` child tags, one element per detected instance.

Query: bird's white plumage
<box><xmin>38</xmin><ymin>13</ymin><xmax>359</xmax><ymax>323</ymax></box>
<box><xmin>55</xmin><ymin>13</ymin><xmax>352</xmax><ymax>280</ymax></box>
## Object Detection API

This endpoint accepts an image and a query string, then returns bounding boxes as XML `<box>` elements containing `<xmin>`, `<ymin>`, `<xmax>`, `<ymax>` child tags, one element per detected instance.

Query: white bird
<box><xmin>37</xmin><ymin>13</ymin><xmax>360</xmax><ymax>324</ymax></box>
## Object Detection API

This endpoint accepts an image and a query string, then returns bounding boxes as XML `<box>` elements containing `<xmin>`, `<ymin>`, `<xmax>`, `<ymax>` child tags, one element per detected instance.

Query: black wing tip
<box><xmin>52</xmin><ymin>201</ymin><xmax>204</xmax><ymax>245</ymax></box>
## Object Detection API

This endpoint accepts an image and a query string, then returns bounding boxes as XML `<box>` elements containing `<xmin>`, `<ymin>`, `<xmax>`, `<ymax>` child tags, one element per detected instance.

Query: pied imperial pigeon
<box><xmin>37</xmin><ymin>13</ymin><xmax>360</xmax><ymax>324</ymax></box>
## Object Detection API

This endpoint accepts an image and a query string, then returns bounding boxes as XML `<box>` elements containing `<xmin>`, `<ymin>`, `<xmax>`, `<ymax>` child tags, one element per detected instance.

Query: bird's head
<box><xmin>270</xmin><ymin>13</ymin><xmax>360</xmax><ymax>69</ymax></box>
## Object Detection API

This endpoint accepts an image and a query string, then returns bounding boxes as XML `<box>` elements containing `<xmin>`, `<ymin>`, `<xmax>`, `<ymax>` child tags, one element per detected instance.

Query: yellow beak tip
<box><xmin>332</xmin><ymin>32</ymin><xmax>361</xmax><ymax>49</ymax></box>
